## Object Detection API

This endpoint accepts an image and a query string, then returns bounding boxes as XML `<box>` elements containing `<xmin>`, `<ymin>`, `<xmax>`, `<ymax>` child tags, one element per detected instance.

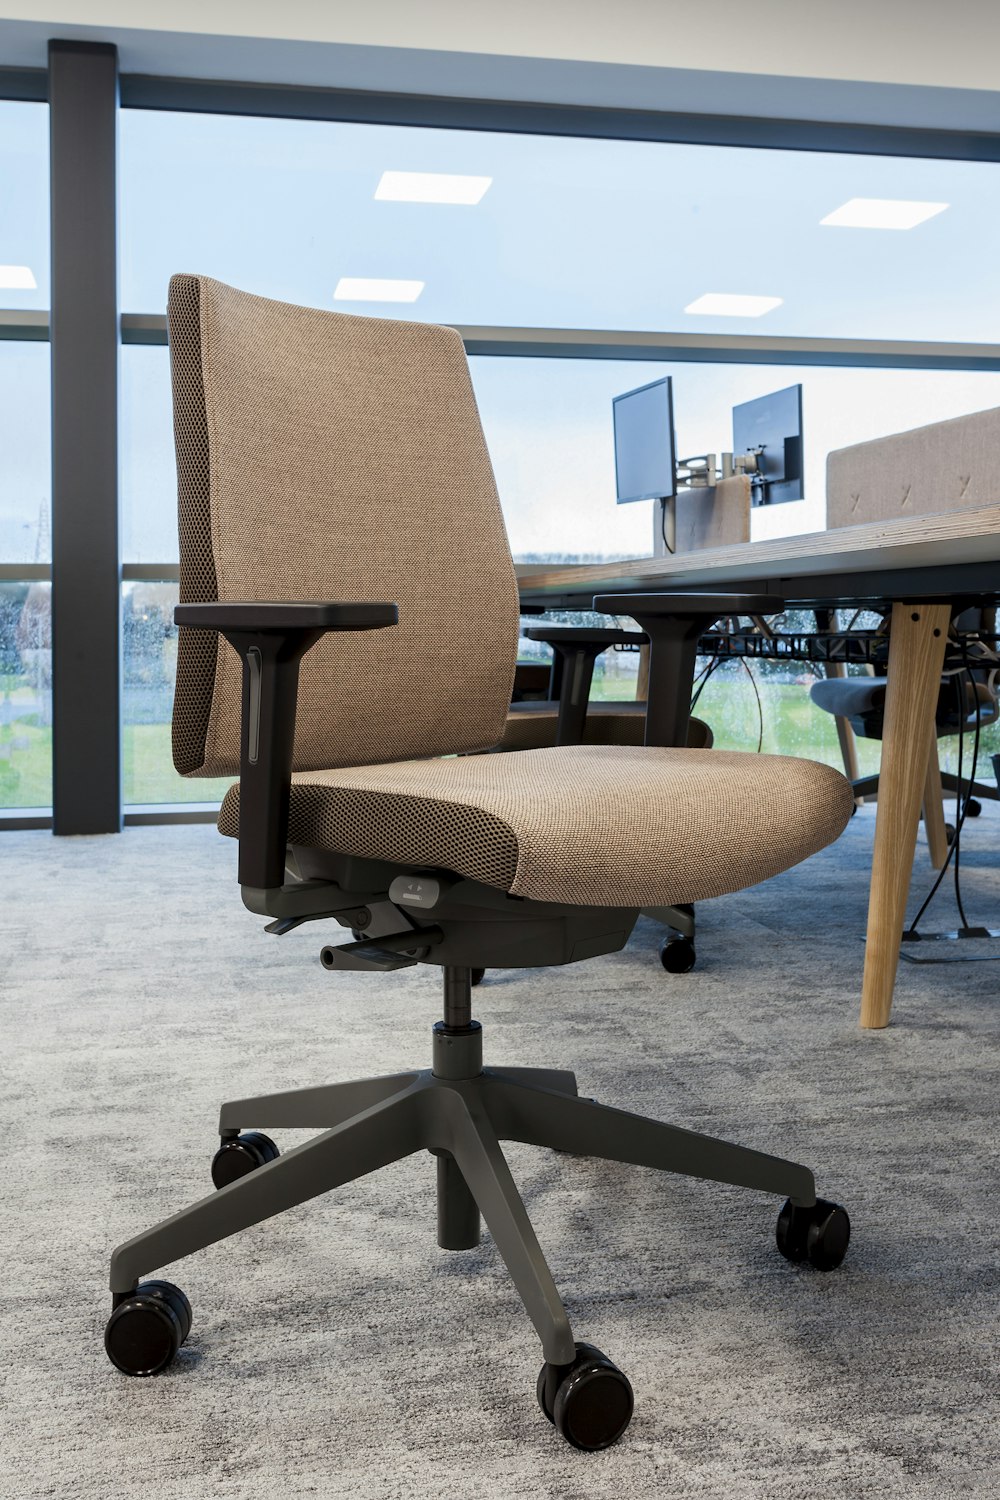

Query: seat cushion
<box><xmin>218</xmin><ymin>745</ymin><xmax>853</xmax><ymax>909</ymax></box>
<box><xmin>495</xmin><ymin>705</ymin><xmax>713</xmax><ymax>752</ymax></box>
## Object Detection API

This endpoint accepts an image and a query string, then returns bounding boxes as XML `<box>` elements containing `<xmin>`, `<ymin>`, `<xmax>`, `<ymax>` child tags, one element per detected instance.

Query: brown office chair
<box><xmin>104</xmin><ymin>276</ymin><xmax>854</xmax><ymax>1452</ymax></box>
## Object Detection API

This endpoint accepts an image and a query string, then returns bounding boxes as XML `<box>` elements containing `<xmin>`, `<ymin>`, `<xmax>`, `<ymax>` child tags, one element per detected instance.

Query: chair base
<box><xmin>106</xmin><ymin>968</ymin><xmax>839</xmax><ymax>1443</ymax></box>
<box><xmin>109</xmin><ymin>1028</ymin><xmax>816</xmax><ymax>1363</ymax></box>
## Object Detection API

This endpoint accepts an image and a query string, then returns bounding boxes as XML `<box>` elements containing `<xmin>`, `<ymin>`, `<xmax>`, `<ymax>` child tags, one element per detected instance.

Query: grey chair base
<box><xmin>108</xmin><ymin>971</ymin><xmax>817</xmax><ymax>1369</ymax></box>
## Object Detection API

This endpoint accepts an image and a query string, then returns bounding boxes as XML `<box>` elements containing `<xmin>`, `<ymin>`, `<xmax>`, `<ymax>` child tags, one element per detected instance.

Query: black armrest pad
<box><xmin>525</xmin><ymin>626</ymin><xmax>646</xmax><ymax>646</ymax></box>
<box><xmin>174</xmin><ymin>601</ymin><xmax>398</xmax><ymax>632</ymax></box>
<box><xmin>593</xmin><ymin>592</ymin><xmax>783</xmax><ymax>617</ymax></box>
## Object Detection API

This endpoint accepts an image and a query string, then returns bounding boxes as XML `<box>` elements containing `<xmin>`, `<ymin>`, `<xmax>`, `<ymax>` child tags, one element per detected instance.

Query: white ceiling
<box><xmin>1</xmin><ymin>0</ymin><xmax>998</xmax><ymax>131</ymax></box>
<box><xmin>0</xmin><ymin>0</ymin><xmax>995</xmax><ymax>88</ymax></box>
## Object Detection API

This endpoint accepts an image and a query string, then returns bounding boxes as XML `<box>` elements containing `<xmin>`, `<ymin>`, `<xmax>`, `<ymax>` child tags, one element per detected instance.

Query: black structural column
<box><xmin>49</xmin><ymin>41</ymin><xmax>121</xmax><ymax>833</ymax></box>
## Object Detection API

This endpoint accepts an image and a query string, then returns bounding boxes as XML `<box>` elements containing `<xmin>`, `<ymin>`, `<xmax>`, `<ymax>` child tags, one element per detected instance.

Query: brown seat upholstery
<box><xmin>219</xmin><ymin>743</ymin><xmax>851</xmax><ymax>909</ymax></box>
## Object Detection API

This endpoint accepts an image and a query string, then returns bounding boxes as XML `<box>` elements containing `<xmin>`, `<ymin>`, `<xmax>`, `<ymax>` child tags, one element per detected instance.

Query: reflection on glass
<box><xmin>122</xmin><ymin>344</ymin><xmax>1000</xmax><ymax>565</ymax></box>
<box><xmin>121</xmin><ymin>107</ymin><xmax>1000</xmax><ymax>341</ymax></box>
<box><xmin>123</xmin><ymin>582</ymin><xmax>233</xmax><ymax>806</ymax></box>
<box><xmin>0</xmin><ymin>581</ymin><xmax>51</xmax><ymax>808</ymax></box>
<box><xmin>0</xmin><ymin>100</ymin><xmax>50</xmax><ymax>308</ymax></box>
<box><xmin>0</xmin><ymin>342</ymin><xmax>52</xmax><ymax>564</ymax></box>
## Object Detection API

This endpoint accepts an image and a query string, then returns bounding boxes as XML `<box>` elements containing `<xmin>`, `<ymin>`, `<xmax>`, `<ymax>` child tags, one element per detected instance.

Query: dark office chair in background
<box><xmin>811</xmin><ymin>618</ymin><xmax>1000</xmax><ymax>838</ymax></box>
<box><xmin>104</xmin><ymin>276</ymin><xmax>854</xmax><ymax>1452</ymax></box>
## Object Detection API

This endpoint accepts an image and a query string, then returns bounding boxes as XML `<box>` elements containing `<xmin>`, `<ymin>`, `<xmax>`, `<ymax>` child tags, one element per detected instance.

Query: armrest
<box><xmin>175</xmin><ymin>601</ymin><xmax>398</xmax><ymax>633</ymax></box>
<box><xmin>523</xmin><ymin>626</ymin><xmax>647</xmax><ymax>744</ymax></box>
<box><xmin>524</xmin><ymin>626</ymin><xmax>646</xmax><ymax>646</ymax></box>
<box><xmin>592</xmin><ymin>592</ymin><xmax>784</xmax><ymax>748</ymax></box>
<box><xmin>175</xmin><ymin>599</ymin><xmax>398</xmax><ymax>897</ymax></box>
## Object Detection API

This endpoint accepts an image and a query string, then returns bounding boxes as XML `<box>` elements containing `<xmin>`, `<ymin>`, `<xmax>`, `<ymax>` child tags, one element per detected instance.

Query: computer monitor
<box><xmin>613</xmin><ymin>377</ymin><xmax>676</xmax><ymax>504</ymax></box>
<box><xmin>732</xmin><ymin>384</ymin><xmax>804</xmax><ymax>505</ymax></box>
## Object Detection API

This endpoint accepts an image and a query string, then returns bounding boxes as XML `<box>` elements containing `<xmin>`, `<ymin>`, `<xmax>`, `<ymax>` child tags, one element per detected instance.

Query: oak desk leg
<box><xmin>860</xmin><ymin>602</ymin><xmax>950</xmax><ymax>1029</ymax></box>
<box><xmin>922</xmin><ymin>736</ymin><xmax>949</xmax><ymax>871</ymax></box>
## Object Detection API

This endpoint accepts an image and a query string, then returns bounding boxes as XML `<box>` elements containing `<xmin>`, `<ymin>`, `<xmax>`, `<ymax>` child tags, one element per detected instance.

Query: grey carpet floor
<box><xmin>2</xmin><ymin>806</ymin><xmax>1000</xmax><ymax>1499</ymax></box>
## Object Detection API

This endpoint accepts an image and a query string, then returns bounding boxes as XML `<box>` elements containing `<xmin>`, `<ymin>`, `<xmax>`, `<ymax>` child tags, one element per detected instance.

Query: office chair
<box><xmin>104</xmin><ymin>276</ymin><xmax>854</xmax><ymax>1452</ymax></box>
<box><xmin>811</xmin><ymin>646</ymin><xmax>1000</xmax><ymax>838</ymax></box>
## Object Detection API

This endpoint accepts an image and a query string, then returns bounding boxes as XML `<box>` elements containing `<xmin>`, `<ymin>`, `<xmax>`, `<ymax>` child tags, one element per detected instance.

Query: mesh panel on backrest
<box><xmin>168</xmin><ymin>275</ymin><xmax>521</xmax><ymax>776</ymax></box>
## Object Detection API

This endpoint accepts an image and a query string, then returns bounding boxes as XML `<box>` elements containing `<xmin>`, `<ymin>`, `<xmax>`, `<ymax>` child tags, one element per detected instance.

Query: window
<box><xmin>0</xmin><ymin>580</ymin><xmax>51</xmax><ymax>809</ymax></box>
<box><xmin>0</xmin><ymin>100</ymin><xmax>51</xmax><ymax>812</ymax></box>
<box><xmin>0</xmin><ymin>100</ymin><xmax>49</xmax><ymax>310</ymax></box>
<box><xmin>122</xmin><ymin>582</ymin><xmax>234</xmax><ymax>807</ymax></box>
<box><xmin>121</xmin><ymin>108</ymin><xmax>1000</xmax><ymax>341</ymax></box>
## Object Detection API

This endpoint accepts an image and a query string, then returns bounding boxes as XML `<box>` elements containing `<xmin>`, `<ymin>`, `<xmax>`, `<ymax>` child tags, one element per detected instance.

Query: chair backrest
<box><xmin>169</xmin><ymin>275</ymin><xmax>520</xmax><ymax>776</ymax></box>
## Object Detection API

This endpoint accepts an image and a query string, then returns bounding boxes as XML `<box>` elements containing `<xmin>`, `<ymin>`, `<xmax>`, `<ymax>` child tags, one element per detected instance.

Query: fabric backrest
<box><xmin>169</xmin><ymin>275</ymin><xmax>520</xmax><ymax>776</ymax></box>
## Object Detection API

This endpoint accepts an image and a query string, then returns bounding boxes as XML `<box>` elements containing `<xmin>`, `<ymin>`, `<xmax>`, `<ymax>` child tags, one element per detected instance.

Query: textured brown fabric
<box><xmin>495</xmin><ymin>705</ymin><xmax>713</xmax><ymax>751</ymax></box>
<box><xmin>217</xmin><ymin>745</ymin><xmax>854</xmax><ymax>908</ymax></box>
<box><xmin>168</xmin><ymin>275</ymin><xmax>520</xmax><ymax>776</ymax></box>
<box><xmin>826</xmin><ymin>404</ymin><xmax>1000</xmax><ymax>528</ymax></box>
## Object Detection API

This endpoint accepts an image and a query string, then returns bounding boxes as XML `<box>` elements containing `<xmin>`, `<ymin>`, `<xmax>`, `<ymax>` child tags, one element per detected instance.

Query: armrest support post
<box><xmin>227</xmin><ymin>628</ymin><xmax>323</xmax><ymax>891</ymax></box>
<box><xmin>524</xmin><ymin>625</ymin><xmax>647</xmax><ymax>746</ymax></box>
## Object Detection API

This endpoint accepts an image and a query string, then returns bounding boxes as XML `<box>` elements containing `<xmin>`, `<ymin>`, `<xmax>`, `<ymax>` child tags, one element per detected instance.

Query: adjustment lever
<box><xmin>320</xmin><ymin>926</ymin><xmax>444</xmax><ymax>973</ymax></box>
<box><xmin>266</xmin><ymin>904</ymin><xmax>372</xmax><ymax>937</ymax></box>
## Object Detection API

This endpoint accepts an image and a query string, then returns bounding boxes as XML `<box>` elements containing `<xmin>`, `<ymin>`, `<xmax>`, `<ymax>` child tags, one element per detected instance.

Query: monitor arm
<box><xmin>174</xmin><ymin>602</ymin><xmax>398</xmax><ymax>901</ymax></box>
<box><xmin>592</xmin><ymin>593</ymin><xmax>784</xmax><ymax>747</ymax></box>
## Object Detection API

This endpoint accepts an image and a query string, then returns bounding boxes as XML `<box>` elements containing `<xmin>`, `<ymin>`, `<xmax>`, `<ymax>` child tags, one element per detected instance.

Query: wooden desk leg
<box><xmin>922</xmin><ymin>735</ymin><xmax>949</xmax><ymax>871</ymax></box>
<box><xmin>860</xmin><ymin>602</ymin><xmax>950</xmax><ymax>1029</ymax></box>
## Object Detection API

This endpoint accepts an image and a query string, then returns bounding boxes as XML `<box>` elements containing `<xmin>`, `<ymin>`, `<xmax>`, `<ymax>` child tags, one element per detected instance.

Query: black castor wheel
<box><xmin>536</xmin><ymin>1341</ymin><xmax>634</xmax><ymax>1450</ymax></box>
<box><xmin>659</xmin><ymin>936</ymin><xmax>696</xmax><ymax>974</ymax></box>
<box><xmin>105</xmin><ymin>1280</ymin><xmax>192</xmax><ymax>1376</ymax></box>
<box><xmin>211</xmin><ymin>1130</ymin><xmax>279</xmax><ymax>1189</ymax></box>
<box><xmin>966</xmin><ymin>797</ymin><xmax>982</xmax><ymax>817</ymax></box>
<box><xmin>945</xmin><ymin>822</ymin><xmax>957</xmax><ymax>844</ymax></box>
<box><xmin>470</xmin><ymin>968</ymin><xmax>486</xmax><ymax>987</ymax></box>
<box><xmin>776</xmin><ymin>1197</ymin><xmax>851</xmax><ymax>1272</ymax></box>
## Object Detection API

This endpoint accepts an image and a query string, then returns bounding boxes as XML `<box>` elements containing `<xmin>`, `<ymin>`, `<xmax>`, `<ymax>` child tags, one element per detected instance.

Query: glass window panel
<box><xmin>120</xmin><ymin>346</ymin><xmax>176</xmax><ymax>563</ymax></box>
<box><xmin>123</xmin><ymin>582</ymin><xmax>233</xmax><ymax>806</ymax></box>
<box><xmin>0</xmin><ymin>100</ymin><xmax>49</xmax><ymax>309</ymax></box>
<box><xmin>122</xmin><ymin>343</ymin><xmax>1000</xmax><ymax>564</ymax></box>
<box><xmin>0</xmin><ymin>580</ymin><xmax>51</xmax><ymax>809</ymax></box>
<box><xmin>121</xmin><ymin>108</ymin><xmax>1000</xmax><ymax>342</ymax></box>
<box><xmin>0</xmin><ymin>342</ymin><xmax>51</xmax><ymax>564</ymax></box>
<box><xmin>469</xmin><ymin>359</ymin><xmax>1000</xmax><ymax>557</ymax></box>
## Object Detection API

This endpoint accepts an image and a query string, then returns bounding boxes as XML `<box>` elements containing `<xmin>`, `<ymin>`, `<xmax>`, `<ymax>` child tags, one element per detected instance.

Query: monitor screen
<box><xmin>613</xmin><ymin>377</ymin><xmax>676</xmax><ymax>504</ymax></box>
<box><xmin>732</xmin><ymin>384</ymin><xmax>804</xmax><ymax>504</ymax></box>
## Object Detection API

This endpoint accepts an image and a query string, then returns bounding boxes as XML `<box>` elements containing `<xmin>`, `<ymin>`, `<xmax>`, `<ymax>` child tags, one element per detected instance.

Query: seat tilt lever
<box><xmin>320</xmin><ymin>927</ymin><xmax>444</xmax><ymax>973</ymax></box>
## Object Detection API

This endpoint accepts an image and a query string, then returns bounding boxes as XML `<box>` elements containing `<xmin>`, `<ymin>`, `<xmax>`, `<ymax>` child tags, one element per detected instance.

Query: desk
<box><xmin>517</xmin><ymin>503</ymin><xmax>1000</xmax><ymax>1030</ymax></box>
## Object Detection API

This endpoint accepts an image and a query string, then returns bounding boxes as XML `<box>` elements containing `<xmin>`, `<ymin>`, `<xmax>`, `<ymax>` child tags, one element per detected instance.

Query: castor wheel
<box><xmin>776</xmin><ymin>1197</ymin><xmax>851</xmax><ymax>1272</ymax></box>
<box><xmin>536</xmin><ymin>1341</ymin><xmax>634</xmax><ymax>1450</ymax></box>
<box><xmin>945</xmin><ymin>822</ymin><xmax>957</xmax><ymax>844</ymax></box>
<box><xmin>966</xmin><ymin>797</ymin><xmax>982</xmax><ymax>817</ymax></box>
<box><xmin>211</xmin><ymin>1130</ymin><xmax>279</xmax><ymax>1189</ymax></box>
<box><xmin>659</xmin><ymin>936</ymin><xmax>696</xmax><ymax>974</ymax></box>
<box><xmin>470</xmin><ymin>968</ymin><xmax>486</xmax><ymax>987</ymax></box>
<box><xmin>105</xmin><ymin>1280</ymin><xmax>192</xmax><ymax>1376</ymax></box>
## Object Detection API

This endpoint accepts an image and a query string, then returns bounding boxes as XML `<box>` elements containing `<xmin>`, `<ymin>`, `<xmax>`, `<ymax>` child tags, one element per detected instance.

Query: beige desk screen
<box><xmin>826</xmin><ymin>404</ymin><xmax>1000</xmax><ymax>529</ymax></box>
<box><xmin>672</xmin><ymin>473</ymin><xmax>751</xmax><ymax>553</ymax></box>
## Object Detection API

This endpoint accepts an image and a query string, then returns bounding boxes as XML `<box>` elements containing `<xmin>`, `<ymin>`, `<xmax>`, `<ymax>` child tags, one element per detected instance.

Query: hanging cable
<box><xmin>906</xmin><ymin>638</ymin><xmax>982</xmax><ymax>937</ymax></box>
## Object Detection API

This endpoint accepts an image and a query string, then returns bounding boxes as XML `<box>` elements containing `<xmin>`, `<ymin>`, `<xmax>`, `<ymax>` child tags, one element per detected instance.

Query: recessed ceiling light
<box><xmin>684</xmin><ymin>293</ymin><xmax>783</xmax><ymax>318</ymax></box>
<box><xmin>0</xmin><ymin>264</ymin><xmax>37</xmax><ymax>289</ymax></box>
<box><xmin>333</xmin><ymin>278</ymin><xmax>425</xmax><ymax>303</ymax></box>
<box><xmin>375</xmin><ymin>171</ymin><xmax>492</xmax><ymax>205</ymax></box>
<box><xmin>820</xmin><ymin>198</ymin><xmax>949</xmax><ymax>230</ymax></box>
